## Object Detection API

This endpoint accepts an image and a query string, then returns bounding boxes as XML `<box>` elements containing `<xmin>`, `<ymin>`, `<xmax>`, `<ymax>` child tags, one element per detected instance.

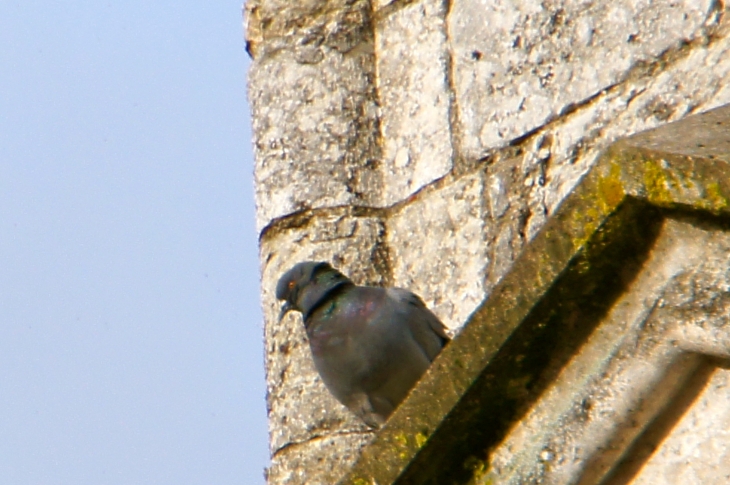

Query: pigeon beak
<box><xmin>278</xmin><ymin>302</ymin><xmax>294</xmax><ymax>321</ymax></box>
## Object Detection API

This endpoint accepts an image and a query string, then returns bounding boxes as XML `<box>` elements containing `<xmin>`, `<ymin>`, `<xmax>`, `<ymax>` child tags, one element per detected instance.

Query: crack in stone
<box><xmin>441</xmin><ymin>0</ymin><xmax>464</xmax><ymax>174</ymax></box>
<box><xmin>372</xmin><ymin>0</ymin><xmax>422</xmax><ymax>20</ymax></box>
<box><xmin>271</xmin><ymin>429</ymin><xmax>375</xmax><ymax>458</ymax></box>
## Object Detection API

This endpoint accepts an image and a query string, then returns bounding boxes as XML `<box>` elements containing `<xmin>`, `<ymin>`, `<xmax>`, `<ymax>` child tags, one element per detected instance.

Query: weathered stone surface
<box><xmin>244</xmin><ymin>1</ymin><xmax>372</xmax><ymax>60</ymax></box>
<box><xmin>485</xmin><ymin>14</ymin><xmax>730</xmax><ymax>270</ymax></box>
<box><xmin>338</xmin><ymin>105</ymin><xmax>730</xmax><ymax>485</ymax></box>
<box><xmin>247</xmin><ymin>0</ymin><xmax>381</xmax><ymax>232</ymax></box>
<box><xmin>626</xmin><ymin>367</ymin><xmax>730</xmax><ymax>485</ymax></box>
<box><xmin>259</xmin><ymin>211</ymin><xmax>387</xmax><ymax>479</ymax></box>
<box><xmin>375</xmin><ymin>0</ymin><xmax>453</xmax><ymax>205</ymax></box>
<box><xmin>449</xmin><ymin>0</ymin><xmax>718</xmax><ymax>157</ymax></box>
<box><xmin>266</xmin><ymin>433</ymin><xmax>373</xmax><ymax>485</ymax></box>
<box><xmin>387</xmin><ymin>170</ymin><xmax>489</xmax><ymax>330</ymax></box>
<box><xmin>539</xmin><ymin>19</ymin><xmax>730</xmax><ymax>216</ymax></box>
<box><xmin>483</xmin><ymin>217</ymin><xmax>730</xmax><ymax>484</ymax></box>
<box><xmin>484</xmin><ymin>145</ymin><xmax>547</xmax><ymax>287</ymax></box>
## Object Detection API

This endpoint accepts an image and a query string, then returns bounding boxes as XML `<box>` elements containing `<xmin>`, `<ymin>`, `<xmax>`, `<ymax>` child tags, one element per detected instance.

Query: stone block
<box><xmin>538</xmin><ymin>25</ymin><xmax>730</xmax><ymax>215</ymax></box>
<box><xmin>246</xmin><ymin>0</ymin><xmax>381</xmax><ymax>232</ymax></box>
<box><xmin>625</xmin><ymin>367</ymin><xmax>730</xmax><ymax>485</ymax></box>
<box><xmin>484</xmin><ymin>217</ymin><xmax>730</xmax><ymax>484</ymax></box>
<box><xmin>449</xmin><ymin>0</ymin><xmax>716</xmax><ymax>157</ymax></box>
<box><xmin>266</xmin><ymin>433</ymin><xmax>373</xmax><ymax>485</ymax></box>
<box><xmin>375</xmin><ymin>0</ymin><xmax>454</xmax><ymax>205</ymax></box>
<box><xmin>387</xmin><ymin>170</ymin><xmax>489</xmax><ymax>331</ymax></box>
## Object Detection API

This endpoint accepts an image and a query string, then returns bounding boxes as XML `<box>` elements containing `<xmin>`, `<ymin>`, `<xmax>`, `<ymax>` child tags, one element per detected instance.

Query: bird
<box><xmin>276</xmin><ymin>261</ymin><xmax>449</xmax><ymax>428</ymax></box>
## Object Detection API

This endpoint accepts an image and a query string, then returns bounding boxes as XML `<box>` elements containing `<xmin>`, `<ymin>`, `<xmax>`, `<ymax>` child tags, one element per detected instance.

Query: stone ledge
<box><xmin>338</xmin><ymin>104</ymin><xmax>730</xmax><ymax>484</ymax></box>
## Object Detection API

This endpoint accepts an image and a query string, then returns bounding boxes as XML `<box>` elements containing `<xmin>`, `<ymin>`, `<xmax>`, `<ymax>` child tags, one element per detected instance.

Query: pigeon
<box><xmin>276</xmin><ymin>261</ymin><xmax>449</xmax><ymax>428</ymax></box>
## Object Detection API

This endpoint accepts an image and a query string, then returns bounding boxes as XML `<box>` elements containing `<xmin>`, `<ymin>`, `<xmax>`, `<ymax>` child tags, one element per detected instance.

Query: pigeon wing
<box><xmin>386</xmin><ymin>287</ymin><xmax>450</xmax><ymax>361</ymax></box>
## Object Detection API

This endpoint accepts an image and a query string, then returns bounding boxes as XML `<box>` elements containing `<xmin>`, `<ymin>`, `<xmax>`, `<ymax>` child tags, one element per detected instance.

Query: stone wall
<box><xmin>244</xmin><ymin>1</ymin><xmax>730</xmax><ymax>483</ymax></box>
<box><xmin>338</xmin><ymin>105</ymin><xmax>730</xmax><ymax>484</ymax></box>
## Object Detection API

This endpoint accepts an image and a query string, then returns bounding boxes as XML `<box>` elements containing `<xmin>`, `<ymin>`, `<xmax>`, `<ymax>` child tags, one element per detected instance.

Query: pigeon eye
<box><xmin>288</xmin><ymin>281</ymin><xmax>295</xmax><ymax>289</ymax></box>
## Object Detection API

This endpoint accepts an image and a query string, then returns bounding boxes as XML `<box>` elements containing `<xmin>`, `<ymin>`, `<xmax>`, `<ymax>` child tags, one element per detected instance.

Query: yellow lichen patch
<box><xmin>394</xmin><ymin>433</ymin><xmax>410</xmax><ymax>461</ymax></box>
<box><xmin>643</xmin><ymin>161</ymin><xmax>673</xmax><ymax>205</ymax></box>
<box><xmin>574</xmin><ymin>257</ymin><xmax>591</xmax><ymax>276</ymax></box>
<box><xmin>705</xmin><ymin>182</ymin><xmax>729</xmax><ymax>212</ymax></box>
<box><xmin>415</xmin><ymin>432</ymin><xmax>428</xmax><ymax>449</ymax></box>
<box><xmin>464</xmin><ymin>455</ymin><xmax>487</xmax><ymax>473</ymax></box>
<box><xmin>568</xmin><ymin>162</ymin><xmax>626</xmax><ymax>255</ymax></box>
<box><xmin>463</xmin><ymin>455</ymin><xmax>491</xmax><ymax>484</ymax></box>
<box><xmin>352</xmin><ymin>478</ymin><xmax>370</xmax><ymax>485</ymax></box>
<box><xmin>570</xmin><ymin>206</ymin><xmax>599</xmax><ymax>254</ymax></box>
<box><xmin>596</xmin><ymin>161</ymin><xmax>626</xmax><ymax>213</ymax></box>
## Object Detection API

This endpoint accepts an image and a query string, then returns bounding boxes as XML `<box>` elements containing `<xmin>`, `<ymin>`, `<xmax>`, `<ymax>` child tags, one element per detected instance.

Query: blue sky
<box><xmin>0</xmin><ymin>2</ymin><xmax>268</xmax><ymax>483</ymax></box>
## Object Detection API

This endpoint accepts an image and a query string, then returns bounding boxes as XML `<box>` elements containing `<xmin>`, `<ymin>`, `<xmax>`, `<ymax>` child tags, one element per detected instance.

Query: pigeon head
<box><xmin>276</xmin><ymin>261</ymin><xmax>352</xmax><ymax>320</ymax></box>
